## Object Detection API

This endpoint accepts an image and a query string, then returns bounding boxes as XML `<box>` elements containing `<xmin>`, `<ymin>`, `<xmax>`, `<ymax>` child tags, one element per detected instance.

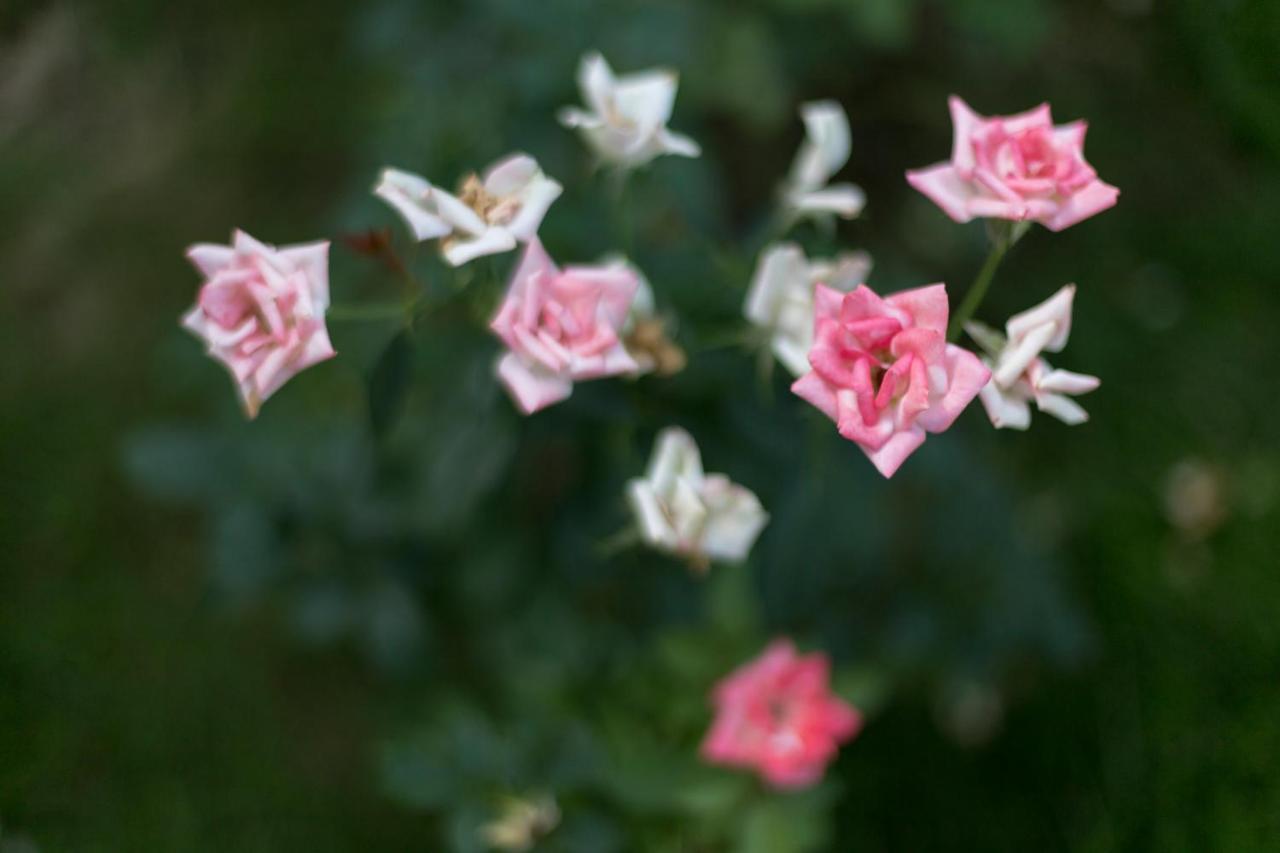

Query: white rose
<box><xmin>782</xmin><ymin>101</ymin><xmax>866</xmax><ymax>224</ymax></box>
<box><xmin>744</xmin><ymin>242</ymin><xmax>873</xmax><ymax>377</ymax></box>
<box><xmin>626</xmin><ymin>428</ymin><xmax>768</xmax><ymax>568</ymax></box>
<box><xmin>967</xmin><ymin>284</ymin><xmax>1100</xmax><ymax>429</ymax></box>
<box><xmin>558</xmin><ymin>52</ymin><xmax>700</xmax><ymax>169</ymax></box>
<box><xmin>374</xmin><ymin>153</ymin><xmax>561</xmax><ymax>266</ymax></box>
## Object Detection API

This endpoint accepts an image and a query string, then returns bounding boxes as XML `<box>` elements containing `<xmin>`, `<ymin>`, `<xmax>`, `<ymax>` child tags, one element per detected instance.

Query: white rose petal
<box><xmin>782</xmin><ymin>101</ymin><xmax>865</xmax><ymax>224</ymax></box>
<box><xmin>744</xmin><ymin>242</ymin><xmax>874</xmax><ymax>378</ymax></box>
<box><xmin>559</xmin><ymin>52</ymin><xmax>700</xmax><ymax>169</ymax></box>
<box><xmin>966</xmin><ymin>284</ymin><xmax>1099</xmax><ymax>429</ymax></box>
<box><xmin>625</xmin><ymin>428</ymin><xmax>768</xmax><ymax>566</ymax></box>
<box><xmin>374</xmin><ymin>154</ymin><xmax>562</xmax><ymax>267</ymax></box>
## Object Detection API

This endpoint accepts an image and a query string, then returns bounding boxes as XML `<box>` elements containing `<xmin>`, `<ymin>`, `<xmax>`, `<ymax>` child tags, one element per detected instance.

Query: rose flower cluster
<box><xmin>180</xmin><ymin>52</ymin><xmax>1115</xmax><ymax>792</ymax></box>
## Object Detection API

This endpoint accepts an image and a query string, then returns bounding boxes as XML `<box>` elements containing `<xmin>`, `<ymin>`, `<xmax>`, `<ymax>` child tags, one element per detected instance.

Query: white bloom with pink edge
<box><xmin>375</xmin><ymin>153</ymin><xmax>562</xmax><ymax>267</ymax></box>
<box><xmin>967</xmin><ymin>284</ymin><xmax>1100</xmax><ymax>429</ymax></box>
<box><xmin>626</xmin><ymin>427</ymin><xmax>768</xmax><ymax>568</ymax></box>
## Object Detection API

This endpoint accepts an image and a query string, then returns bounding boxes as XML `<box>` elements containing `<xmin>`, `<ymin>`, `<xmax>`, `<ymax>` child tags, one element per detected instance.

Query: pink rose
<box><xmin>701</xmin><ymin>639</ymin><xmax>862</xmax><ymax>789</ymax></box>
<box><xmin>490</xmin><ymin>239</ymin><xmax>639</xmax><ymax>414</ymax></box>
<box><xmin>791</xmin><ymin>283</ymin><xmax>990</xmax><ymax>478</ymax></box>
<box><xmin>906</xmin><ymin>96</ymin><xmax>1119</xmax><ymax>231</ymax></box>
<box><xmin>182</xmin><ymin>230</ymin><xmax>335</xmax><ymax>418</ymax></box>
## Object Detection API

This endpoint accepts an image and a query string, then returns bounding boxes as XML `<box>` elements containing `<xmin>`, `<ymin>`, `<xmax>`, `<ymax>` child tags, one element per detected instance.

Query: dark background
<box><xmin>2</xmin><ymin>0</ymin><xmax>1278</xmax><ymax>850</ymax></box>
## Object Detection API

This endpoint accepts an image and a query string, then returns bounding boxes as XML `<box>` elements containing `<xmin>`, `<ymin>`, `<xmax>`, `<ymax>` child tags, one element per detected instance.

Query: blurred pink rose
<box><xmin>907</xmin><ymin>96</ymin><xmax>1118</xmax><ymax>231</ymax></box>
<box><xmin>490</xmin><ymin>239</ymin><xmax>639</xmax><ymax>414</ymax></box>
<box><xmin>791</xmin><ymin>283</ymin><xmax>990</xmax><ymax>477</ymax></box>
<box><xmin>182</xmin><ymin>230</ymin><xmax>335</xmax><ymax>418</ymax></box>
<box><xmin>701</xmin><ymin>639</ymin><xmax>861</xmax><ymax>789</ymax></box>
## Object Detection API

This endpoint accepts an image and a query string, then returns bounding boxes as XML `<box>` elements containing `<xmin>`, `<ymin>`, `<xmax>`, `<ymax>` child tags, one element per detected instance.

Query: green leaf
<box><xmin>368</xmin><ymin>329</ymin><xmax>413</xmax><ymax>439</ymax></box>
<box><xmin>209</xmin><ymin>501</ymin><xmax>280</xmax><ymax>607</ymax></box>
<box><xmin>707</xmin><ymin>564</ymin><xmax>759</xmax><ymax>644</ymax></box>
<box><xmin>833</xmin><ymin>664</ymin><xmax>894</xmax><ymax>717</ymax></box>
<box><xmin>122</xmin><ymin>427</ymin><xmax>233</xmax><ymax>504</ymax></box>
<box><xmin>377</xmin><ymin>738</ymin><xmax>456</xmax><ymax>811</ymax></box>
<box><xmin>738</xmin><ymin>791</ymin><xmax>833</xmax><ymax>853</ymax></box>
<box><xmin>673</xmin><ymin>771</ymin><xmax>751</xmax><ymax>818</ymax></box>
<box><xmin>841</xmin><ymin>0</ymin><xmax>915</xmax><ymax>49</ymax></box>
<box><xmin>360</xmin><ymin>579</ymin><xmax>427</xmax><ymax>675</ymax></box>
<box><xmin>700</xmin><ymin>19</ymin><xmax>790</xmax><ymax>130</ymax></box>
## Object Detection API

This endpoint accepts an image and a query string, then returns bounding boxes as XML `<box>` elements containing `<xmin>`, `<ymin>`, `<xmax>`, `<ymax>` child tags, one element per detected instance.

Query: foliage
<box><xmin>3</xmin><ymin>0</ymin><xmax>1280</xmax><ymax>850</ymax></box>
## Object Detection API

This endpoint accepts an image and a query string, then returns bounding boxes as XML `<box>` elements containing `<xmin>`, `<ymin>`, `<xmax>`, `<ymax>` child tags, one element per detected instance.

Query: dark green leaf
<box><xmin>368</xmin><ymin>329</ymin><xmax>413</xmax><ymax>439</ymax></box>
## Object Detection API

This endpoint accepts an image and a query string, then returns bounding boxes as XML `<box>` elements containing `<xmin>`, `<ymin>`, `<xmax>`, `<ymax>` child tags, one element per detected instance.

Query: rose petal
<box><xmin>374</xmin><ymin>169</ymin><xmax>453</xmax><ymax>241</ymax></box>
<box><xmin>790</xmin><ymin>184</ymin><xmax>866</xmax><ymax>218</ymax></box>
<box><xmin>626</xmin><ymin>479</ymin><xmax>679</xmax><ymax>551</ymax></box>
<box><xmin>1036</xmin><ymin>367</ymin><xmax>1100</xmax><ymax>395</ymax></box>
<box><xmin>915</xmin><ymin>344</ymin><xmax>991</xmax><ymax>433</ymax></box>
<box><xmin>791</xmin><ymin>100</ymin><xmax>852</xmax><ymax>192</ymax></box>
<box><xmin>186</xmin><ymin>243</ymin><xmax>235</xmax><ymax>278</ymax></box>
<box><xmin>862</xmin><ymin>426</ymin><xmax>927</xmax><ymax>478</ymax></box>
<box><xmin>495</xmin><ymin>352</ymin><xmax>573</xmax><ymax>414</ymax></box>
<box><xmin>1035</xmin><ymin>390</ymin><xmax>1090</xmax><ymax>425</ymax></box>
<box><xmin>977</xmin><ymin>380</ymin><xmax>1032</xmax><ymax>430</ymax></box>
<box><xmin>947</xmin><ymin>95</ymin><xmax>985</xmax><ymax>174</ymax></box>
<box><xmin>906</xmin><ymin>163</ymin><xmax>977</xmax><ymax>223</ymax></box>
<box><xmin>658</xmin><ymin>128</ymin><xmax>701</xmax><ymax>158</ymax></box>
<box><xmin>504</xmin><ymin>173</ymin><xmax>563</xmax><ymax>242</ymax></box>
<box><xmin>1043</xmin><ymin>178</ymin><xmax>1119</xmax><ymax>231</ymax></box>
<box><xmin>275</xmin><ymin>241</ymin><xmax>331</xmax><ymax>311</ymax></box>
<box><xmin>744</xmin><ymin>243</ymin><xmax>807</xmax><ymax>328</ymax></box>
<box><xmin>442</xmin><ymin>227</ymin><xmax>518</xmax><ymax>267</ymax></box>
<box><xmin>886</xmin><ymin>283</ymin><xmax>949</xmax><ymax>336</ymax></box>
<box><xmin>791</xmin><ymin>370</ymin><xmax>841</xmax><ymax>425</ymax></box>
<box><xmin>993</xmin><ymin>323</ymin><xmax>1057</xmax><ymax>387</ymax></box>
<box><xmin>1005</xmin><ymin>284</ymin><xmax>1075</xmax><ymax>353</ymax></box>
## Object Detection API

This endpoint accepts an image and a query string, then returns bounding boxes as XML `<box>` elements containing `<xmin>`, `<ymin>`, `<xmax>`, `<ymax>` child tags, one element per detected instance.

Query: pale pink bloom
<box><xmin>782</xmin><ymin>101</ymin><xmax>866</xmax><ymax>223</ymax></box>
<box><xmin>744</xmin><ymin>242</ymin><xmax>873</xmax><ymax>377</ymax></box>
<box><xmin>966</xmin><ymin>284</ymin><xmax>1100</xmax><ymax>429</ymax></box>
<box><xmin>791</xmin><ymin>283</ymin><xmax>990</xmax><ymax>477</ymax></box>
<box><xmin>702</xmin><ymin>639</ymin><xmax>862</xmax><ymax>789</ymax></box>
<box><xmin>626</xmin><ymin>427</ymin><xmax>768</xmax><ymax>568</ymax></box>
<box><xmin>558</xmin><ymin>52</ymin><xmax>700</xmax><ymax>169</ymax></box>
<box><xmin>490</xmin><ymin>239</ymin><xmax>640</xmax><ymax>414</ymax></box>
<box><xmin>906</xmin><ymin>96</ymin><xmax>1118</xmax><ymax>231</ymax></box>
<box><xmin>182</xmin><ymin>230</ymin><xmax>335</xmax><ymax>418</ymax></box>
<box><xmin>374</xmin><ymin>153</ymin><xmax>562</xmax><ymax>266</ymax></box>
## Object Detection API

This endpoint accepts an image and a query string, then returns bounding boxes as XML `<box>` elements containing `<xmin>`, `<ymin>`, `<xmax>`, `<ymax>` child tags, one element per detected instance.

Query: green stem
<box><xmin>609</xmin><ymin>166</ymin><xmax>636</xmax><ymax>258</ymax></box>
<box><xmin>594</xmin><ymin>525</ymin><xmax>641</xmax><ymax>559</ymax></box>
<box><xmin>695</xmin><ymin>327</ymin><xmax>762</xmax><ymax>354</ymax></box>
<box><xmin>947</xmin><ymin>220</ymin><xmax>1028</xmax><ymax>342</ymax></box>
<box><xmin>327</xmin><ymin>302</ymin><xmax>413</xmax><ymax>322</ymax></box>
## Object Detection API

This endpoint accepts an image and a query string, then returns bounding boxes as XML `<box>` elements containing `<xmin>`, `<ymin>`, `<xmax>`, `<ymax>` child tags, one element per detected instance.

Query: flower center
<box><xmin>458</xmin><ymin>174</ymin><xmax>519</xmax><ymax>225</ymax></box>
<box><xmin>977</xmin><ymin>125</ymin><xmax>1062</xmax><ymax>191</ymax></box>
<box><xmin>624</xmin><ymin>318</ymin><xmax>686</xmax><ymax>376</ymax></box>
<box><xmin>767</xmin><ymin>696</ymin><xmax>791</xmax><ymax>726</ymax></box>
<box><xmin>199</xmin><ymin>263</ymin><xmax>305</xmax><ymax>355</ymax></box>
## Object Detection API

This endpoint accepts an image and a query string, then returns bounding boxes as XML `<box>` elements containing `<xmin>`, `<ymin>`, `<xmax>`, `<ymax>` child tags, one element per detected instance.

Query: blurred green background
<box><xmin>3</xmin><ymin>0</ymin><xmax>1279</xmax><ymax>850</ymax></box>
